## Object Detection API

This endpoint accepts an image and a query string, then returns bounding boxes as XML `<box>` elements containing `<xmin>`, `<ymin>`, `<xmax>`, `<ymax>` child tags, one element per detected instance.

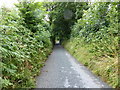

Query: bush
<box><xmin>0</xmin><ymin>3</ymin><xmax>52</xmax><ymax>89</ymax></box>
<box><xmin>63</xmin><ymin>2</ymin><xmax>119</xmax><ymax>88</ymax></box>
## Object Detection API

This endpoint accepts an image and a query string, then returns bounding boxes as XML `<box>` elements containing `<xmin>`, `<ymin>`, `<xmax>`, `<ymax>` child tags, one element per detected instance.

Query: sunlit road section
<box><xmin>36</xmin><ymin>45</ymin><xmax>111</xmax><ymax>88</ymax></box>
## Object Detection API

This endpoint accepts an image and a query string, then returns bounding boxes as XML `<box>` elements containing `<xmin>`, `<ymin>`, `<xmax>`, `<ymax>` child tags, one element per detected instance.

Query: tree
<box><xmin>44</xmin><ymin>2</ymin><xmax>88</xmax><ymax>44</ymax></box>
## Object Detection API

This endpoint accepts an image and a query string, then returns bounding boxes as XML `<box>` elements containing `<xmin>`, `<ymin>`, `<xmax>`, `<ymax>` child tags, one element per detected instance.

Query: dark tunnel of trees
<box><xmin>45</xmin><ymin>2</ymin><xmax>89</xmax><ymax>45</ymax></box>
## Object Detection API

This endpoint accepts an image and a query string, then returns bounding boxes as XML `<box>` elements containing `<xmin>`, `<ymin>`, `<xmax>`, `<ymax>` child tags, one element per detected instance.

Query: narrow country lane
<box><xmin>36</xmin><ymin>45</ymin><xmax>111</xmax><ymax>88</ymax></box>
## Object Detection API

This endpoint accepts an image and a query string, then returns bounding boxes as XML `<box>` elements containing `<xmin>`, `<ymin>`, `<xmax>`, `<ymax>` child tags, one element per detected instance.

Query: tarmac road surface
<box><xmin>36</xmin><ymin>45</ymin><xmax>111</xmax><ymax>88</ymax></box>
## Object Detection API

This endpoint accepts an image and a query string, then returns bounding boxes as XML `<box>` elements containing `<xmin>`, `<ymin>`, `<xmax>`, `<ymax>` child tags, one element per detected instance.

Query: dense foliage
<box><xmin>44</xmin><ymin>2</ymin><xmax>88</xmax><ymax>44</ymax></box>
<box><xmin>63</xmin><ymin>2</ymin><xmax>119</xmax><ymax>88</ymax></box>
<box><xmin>0</xmin><ymin>1</ymin><xmax>52</xmax><ymax>89</ymax></box>
<box><xmin>1</xmin><ymin>0</ymin><xmax>119</xmax><ymax>89</ymax></box>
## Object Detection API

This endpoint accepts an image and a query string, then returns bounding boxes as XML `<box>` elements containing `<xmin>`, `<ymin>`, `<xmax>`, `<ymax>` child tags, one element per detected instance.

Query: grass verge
<box><xmin>63</xmin><ymin>38</ymin><xmax>119</xmax><ymax>88</ymax></box>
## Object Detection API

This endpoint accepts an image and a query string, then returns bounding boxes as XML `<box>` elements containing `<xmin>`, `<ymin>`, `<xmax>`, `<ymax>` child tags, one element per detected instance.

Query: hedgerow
<box><xmin>0</xmin><ymin>1</ymin><xmax>52</xmax><ymax>89</ymax></box>
<box><xmin>63</xmin><ymin>2</ymin><xmax>119</xmax><ymax>88</ymax></box>
<box><xmin>1</xmin><ymin>1</ymin><xmax>119</xmax><ymax>89</ymax></box>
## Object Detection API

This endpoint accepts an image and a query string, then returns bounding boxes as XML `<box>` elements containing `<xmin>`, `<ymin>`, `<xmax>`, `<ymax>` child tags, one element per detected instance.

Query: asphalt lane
<box><xmin>36</xmin><ymin>45</ymin><xmax>111</xmax><ymax>88</ymax></box>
